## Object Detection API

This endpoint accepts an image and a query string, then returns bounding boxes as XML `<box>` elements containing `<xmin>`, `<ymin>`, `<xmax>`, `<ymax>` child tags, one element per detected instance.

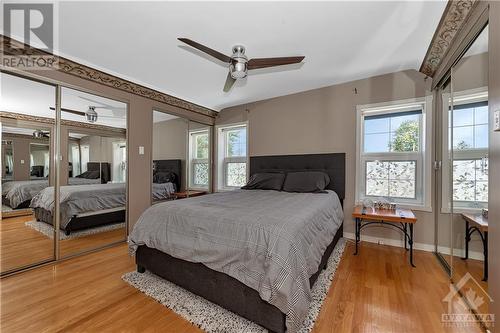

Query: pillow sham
<box><xmin>282</xmin><ymin>171</ymin><xmax>330</xmax><ymax>193</ymax></box>
<box><xmin>153</xmin><ymin>171</ymin><xmax>176</xmax><ymax>184</ymax></box>
<box><xmin>241</xmin><ymin>172</ymin><xmax>285</xmax><ymax>191</ymax></box>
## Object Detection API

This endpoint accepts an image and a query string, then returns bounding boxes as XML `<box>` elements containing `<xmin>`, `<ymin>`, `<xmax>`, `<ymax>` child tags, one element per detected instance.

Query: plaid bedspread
<box><xmin>129</xmin><ymin>189</ymin><xmax>343</xmax><ymax>332</ymax></box>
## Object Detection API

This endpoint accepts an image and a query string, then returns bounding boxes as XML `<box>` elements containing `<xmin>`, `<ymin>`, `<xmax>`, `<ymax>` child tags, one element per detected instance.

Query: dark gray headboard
<box><xmin>87</xmin><ymin>162</ymin><xmax>111</xmax><ymax>184</ymax></box>
<box><xmin>249</xmin><ymin>153</ymin><xmax>346</xmax><ymax>201</ymax></box>
<box><xmin>153</xmin><ymin>159</ymin><xmax>182</xmax><ymax>191</ymax></box>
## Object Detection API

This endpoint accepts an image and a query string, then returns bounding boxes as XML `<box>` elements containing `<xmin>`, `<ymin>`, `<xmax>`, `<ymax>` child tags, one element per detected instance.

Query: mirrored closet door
<box><xmin>57</xmin><ymin>87</ymin><xmax>128</xmax><ymax>258</ymax></box>
<box><xmin>152</xmin><ymin>110</ymin><xmax>188</xmax><ymax>202</ymax></box>
<box><xmin>1</xmin><ymin>72</ymin><xmax>56</xmax><ymax>274</ymax></box>
<box><xmin>450</xmin><ymin>24</ymin><xmax>489</xmax><ymax>315</ymax></box>
<box><xmin>436</xmin><ymin>79</ymin><xmax>454</xmax><ymax>272</ymax></box>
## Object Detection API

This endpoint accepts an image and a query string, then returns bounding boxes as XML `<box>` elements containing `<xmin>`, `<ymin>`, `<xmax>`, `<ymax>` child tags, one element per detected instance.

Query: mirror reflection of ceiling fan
<box><xmin>33</xmin><ymin>129</ymin><xmax>50</xmax><ymax>139</ymax></box>
<box><xmin>177</xmin><ymin>38</ymin><xmax>305</xmax><ymax>92</ymax></box>
<box><xmin>49</xmin><ymin>96</ymin><xmax>125</xmax><ymax>123</ymax></box>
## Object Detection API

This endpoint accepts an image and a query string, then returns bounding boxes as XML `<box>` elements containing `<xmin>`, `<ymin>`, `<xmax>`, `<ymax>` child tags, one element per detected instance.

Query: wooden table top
<box><xmin>352</xmin><ymin>205</ymin><xmax>417</xmax><ymax>223</ymax></box>
<box><xmin>461</xmin><ymin>213</ymin><xmax>488</xmax><ymax>232</ymax></box>
<box><xmin>174</xmin><ymin>190</ymin><xmax>207</xmax><ymax>199</ymax></box>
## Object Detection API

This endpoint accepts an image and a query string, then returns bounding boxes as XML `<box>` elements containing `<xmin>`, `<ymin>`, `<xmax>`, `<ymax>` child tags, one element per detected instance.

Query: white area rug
<box><xmin>25</xmin><ymin>220</ymin><xmax>125</xmax><ymax>240</ymax></box>
<box><xmin>122</xmin><ymin>238</ymin><xmax>346</xmax><ymax>333</ymax></box>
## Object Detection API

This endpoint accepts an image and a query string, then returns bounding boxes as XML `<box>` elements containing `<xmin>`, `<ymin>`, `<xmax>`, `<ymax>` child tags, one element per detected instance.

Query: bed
<box><xmin>1</xmin><ymin>162</ymin><xmax>111</xmax><ymax>210</ymax></box>
<box><xmin>31</xmin><ymin>182</ymin><xmax>126</xmax><ymax>235</ymax></box>
<box><xmin>130</xmin><ymin>153</ymin><xmax>345</xmax><ymax>333</ymax></box>
<box><xmin>152</xmin><ymin>159</ymin><xmax>181</xmax><ymax>201</ymax></box>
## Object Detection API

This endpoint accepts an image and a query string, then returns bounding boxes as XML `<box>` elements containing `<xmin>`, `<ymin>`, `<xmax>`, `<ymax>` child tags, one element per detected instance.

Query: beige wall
<box><xmin>488</xmin><ymin>1</ymin><xmax>500</xmax><ymax>327</ymax></box>
<box><xmin>217</xmin><ymin>69</ymin><xmax>435</xmax><ymax>246</ymax></box>
<box><xmin>153</xmin><ymin>117</ymin><xmax>188</xmax><ymax>191</ymax></box>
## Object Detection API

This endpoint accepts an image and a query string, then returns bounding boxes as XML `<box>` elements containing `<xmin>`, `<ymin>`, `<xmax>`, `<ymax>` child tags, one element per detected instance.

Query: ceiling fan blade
<box><xmin>247</xmin><ymin>56</ymin><xmax>305</xmax><ymax>70</ymax></box>
<box><xmin>223</xmin><ymin>72</ymin><xmax>236</xmax><ymax>92</ymax></box>
<box><xmin>50</xmin><ymin>107</ymin><xmax>86</xmax><ymax>116</ymax></box>
<box><xmin>178</xmin><ymin>38</ymin><xmax>232</xmax><ymax>63</ymax></box>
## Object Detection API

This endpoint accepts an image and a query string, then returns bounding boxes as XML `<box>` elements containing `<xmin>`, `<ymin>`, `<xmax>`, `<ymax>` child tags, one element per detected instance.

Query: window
<box><xmin>442</xmin><ymin>89</ymin><xmax>488</xmax><ymax>210</ymax></box>
<box><xmin>356</xmin><ymin>97</ymin><xmax>432</xmax><ymax>209</ymax></box>
<box><xmin>189</xmin><ymin>130</ymin><xmax>209</xmax><ymax>189</ymax></box>
<box><xmin>217</xmin><ymin>123</ymin><xmax>248</xmax><ymax>190</ymax></box>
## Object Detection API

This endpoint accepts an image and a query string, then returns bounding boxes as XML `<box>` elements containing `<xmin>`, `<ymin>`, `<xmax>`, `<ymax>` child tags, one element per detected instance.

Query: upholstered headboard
<box><xmin>249</xmin><ymin>153</ymin><xmax>346</xmax><ymax>202</ymax></box>
<box><xmin>153</xmin><ymin>159</ymin><xmax>182</xmax><ymax>191</ymax></box>
<box><xmin>87</xmin><ymin>162</ymin><xmax>111</xmax><ymax>184</ymax></box>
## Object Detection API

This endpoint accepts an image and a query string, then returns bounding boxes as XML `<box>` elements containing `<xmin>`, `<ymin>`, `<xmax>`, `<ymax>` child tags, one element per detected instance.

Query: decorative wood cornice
<box><xmin>2</xmin><ymin>132</ymin><xmax>50</xmax><ymax>142</ymax></box>
<box><xmin>1</xmin><ymin>111</ymin><xmax>126</xmax><ymax>134</ymax></box>
<box><xmin>420</xmin><ymin>0</ymin><xmax>478</xmax><ymax>77</ymax></box>
<box><xmin>0</xmin><ymin>35</ymin><xmax>217</xmax><ymax>118</ymax></box>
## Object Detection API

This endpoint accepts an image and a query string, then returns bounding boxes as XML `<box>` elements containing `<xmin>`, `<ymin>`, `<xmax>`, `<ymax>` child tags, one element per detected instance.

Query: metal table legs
<box><xmin>354</xmin><ymin>218</ymin><xmax>415</xmax><ymax>267</ymax></box>
<box><xmin>462</xmin><ymin>220</ymin><xmax>488</xmax><ymax>281</ymax></box>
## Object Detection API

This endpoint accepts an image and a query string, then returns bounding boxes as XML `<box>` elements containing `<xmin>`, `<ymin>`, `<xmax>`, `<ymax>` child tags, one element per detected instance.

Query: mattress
<box><xmin>1</xmin><ymin>177</ymin><xmax>102</xmax><ymax>209</ymax></box>
<box><xmin>129</xmin><ymin>189</ymin><xmax>344</xmax><ymax>333</ymax></box>
<box><xmin>152</xmin><ymin>182</ymin><xmax>176</xmax><ymax>201</ymax></box>
<box><xmin>31</xmin><ymin>183</ymin><xmax>126</xmax><ymax>228</ymax></box>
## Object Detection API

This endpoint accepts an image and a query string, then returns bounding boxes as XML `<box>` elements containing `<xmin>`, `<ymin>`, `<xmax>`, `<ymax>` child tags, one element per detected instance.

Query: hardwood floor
<box><xmin>0</xmin><ymin>240</ymin><xmax>484</xmax><ymax>333</ymax></box>
<box><xmin>0</xmin><ymin>214</ymin><xmax>126</xmax><ymax>273</ymax></box>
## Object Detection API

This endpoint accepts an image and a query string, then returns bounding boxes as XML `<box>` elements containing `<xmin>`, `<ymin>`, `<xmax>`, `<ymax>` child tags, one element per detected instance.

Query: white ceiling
<box><xmin>12</xmin><ymin>1</ymin><xmax>446</xmax><ymax>111</ymax></box>
<box><xmin>153</xmin><ymin>110</ymin><xmax>179</xmax><ymax>123</ymax></box>
<box><xmin>1</xmin><ymin>72</ymin><xmax>127</xmax><ymax>128</ymax></box>
<box><xmin>464</xmin><ymin>25</ymin><xmax>488</xmax><ymax>58</ymax></box>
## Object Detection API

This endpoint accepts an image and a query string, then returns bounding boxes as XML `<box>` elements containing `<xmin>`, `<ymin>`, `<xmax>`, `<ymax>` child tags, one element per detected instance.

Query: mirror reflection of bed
<box><xmin>1</xmin><ymin>73</ymin><xmax>129</xmax><ymax>274</ymax></box>
<box><xmin>1</xmin><ymin>73</ymin><xmax>57</xmax><ymax>273</ymax></box>
<box><xmin>151</xmin><ymin>110</ymin><xmax>188</xmax><ymax>202</ymax></box>
<box><xmin>54</xmin><ymin>88</ymin><xmax>128</xmax><ymax>258</ymax></box>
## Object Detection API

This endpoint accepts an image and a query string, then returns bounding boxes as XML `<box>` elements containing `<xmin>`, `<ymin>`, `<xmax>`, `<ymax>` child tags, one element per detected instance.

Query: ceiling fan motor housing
<box><xmin>230</xmin><ymin>45</ymin><xmax>248</xmax><ymax>79</ymax></box>
<box><xmin>86</xmin><ymin>106</ymin><xmax>98</xmax><ymax>123</ymax></box>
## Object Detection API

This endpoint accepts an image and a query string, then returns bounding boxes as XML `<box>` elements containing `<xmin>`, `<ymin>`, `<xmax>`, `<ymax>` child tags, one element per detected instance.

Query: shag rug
<box><xmin>25</xmin><ymin>220</ymin><xmax>126</xmax><ymax>240</ymax></box>
<box><xmin>122</xmin><ymin>238</ymin><xmax>346</xmax><ymax>333</ymax></box>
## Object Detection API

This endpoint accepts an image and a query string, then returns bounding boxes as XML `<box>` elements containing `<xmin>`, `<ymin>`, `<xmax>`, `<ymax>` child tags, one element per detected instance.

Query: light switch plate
<box><xmin>139</xmin><ymin>146</ymin><xmax>144</xmax><ymax>155</ymax></box>
<box><xmin>495</xmin><ymin>110</ymin><xmax>500</xmax><ymax>131</ymax></box>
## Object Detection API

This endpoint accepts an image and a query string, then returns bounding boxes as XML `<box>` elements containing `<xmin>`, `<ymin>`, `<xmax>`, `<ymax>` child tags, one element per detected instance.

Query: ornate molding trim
<box><xmin>0</xmin><ymin>35</ymin><xmax>217</xmax><ymax>118</ymax></box>
<box><xmin>1</xmin><ymin>111</ymin><xmax>126</xmax><ymax>134</ymax></box>
<box><xmin>420</xmin><ymin>0</ymin><xmax>478</xmax><ymax>77</ymax></box>
<box><xmin>3</xmin><ymin>132</ymin><xmax>49</xmax><ymax>142</ymax></box>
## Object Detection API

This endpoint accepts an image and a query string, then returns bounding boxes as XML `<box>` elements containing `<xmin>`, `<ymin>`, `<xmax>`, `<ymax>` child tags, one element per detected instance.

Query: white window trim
<box><xmin>441</xmin><ymin>87</ymin><xmax>488</xmax><ymax>213</ymax></box>
<box><xmin>355</xmin><ymin>96</ymin><xmax>433</xmax><ymax>212</ymax></box>
<box><xmin>188</xmin><ymin>129</ymin><xmax>210</xmax><ymax>191</ymax></box>
<box><xmin>215</xmin><ymin>122</ymin><xmax>249</xmax><ymax>191</ymax></box>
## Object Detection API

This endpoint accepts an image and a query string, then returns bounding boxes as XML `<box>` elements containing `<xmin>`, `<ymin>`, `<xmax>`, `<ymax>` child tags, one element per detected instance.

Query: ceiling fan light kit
<box><xmin>177</xmin><ymin>38</ymin><xmax>305</xmax><ymax>92</ymax></box>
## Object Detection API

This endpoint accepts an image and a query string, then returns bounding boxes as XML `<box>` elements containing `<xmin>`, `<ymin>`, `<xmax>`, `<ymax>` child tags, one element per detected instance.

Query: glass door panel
<box><xmin>1</xmin><ymin>72</ymin><xmax>56</xmax><ymax>274</ymax></box>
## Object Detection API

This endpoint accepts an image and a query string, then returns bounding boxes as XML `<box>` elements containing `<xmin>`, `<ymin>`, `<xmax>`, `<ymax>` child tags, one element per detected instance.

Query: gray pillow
<box><xmin>241</xmin><ymin>172</ymin><xmax>285</xmax><ymax>191</ymax></box>
<box><xmin>282</xmin><ymin>171</ymin><xmax>330</xmax><ymax>193</ymax></box>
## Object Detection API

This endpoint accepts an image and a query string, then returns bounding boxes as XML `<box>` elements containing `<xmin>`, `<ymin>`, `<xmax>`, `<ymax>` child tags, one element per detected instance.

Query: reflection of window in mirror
<box><xmin>442</xmin><ymin>25</ymin><xmax>489</xmax><ymax>212</ymax></box>
<box><xmin>189</xmin><ymin>129</ymin><xmax>209</xmax><ymax>190</ymax></box>
<box><xmin>2</xmin><ymin>140</ymin><xmax>14</xmax><ymax>180</ymax></box>
<box><xmin>30</xmin><ymin>143</ymin><xmax>49</xmax><ymax>178</ymax></box>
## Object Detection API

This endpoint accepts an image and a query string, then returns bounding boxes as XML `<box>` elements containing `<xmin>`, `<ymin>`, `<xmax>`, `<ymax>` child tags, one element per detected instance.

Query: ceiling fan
<box><xmin>49</xmin><ymin>106</ymin><xmax>100</xmax><ymax>123</ymax></box>
<box><xmin>33</xmin><ymin>129</ymin><xmax>50</xmax><ymax>139</ymax></box>
<box><xmin>178</xmin><ymin>38</ymin><xmax>305</xmax><ymax>92</ymax></box>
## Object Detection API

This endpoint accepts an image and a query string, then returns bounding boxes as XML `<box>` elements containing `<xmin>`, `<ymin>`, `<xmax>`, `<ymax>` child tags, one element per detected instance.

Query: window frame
<box><xmin>441</xmin><ymin>87</ymin><xmax>488</xmax><ymax>213</ymax></box>
<box><xmin>188</xmin><ymin>129</ymin><xmax>210</xmax><ymax>190</ymax></box>
<box><xmin>216</xmin><ymin>122</ymin><xmax>249</xmax><ymax>191</ymax></box>
<box><xmin>355</xmin><ymin>96</ymin><xmax>433</xmax><ymax>211</ymax></box>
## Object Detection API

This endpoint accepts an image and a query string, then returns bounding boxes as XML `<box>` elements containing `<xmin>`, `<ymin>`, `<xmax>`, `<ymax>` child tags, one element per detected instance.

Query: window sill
<box><xmin>440</xmin><ymin>207</ymin><xmax>486</xmax><ymax>214</ymax></box>
<box><xmin>356</xmin><ymin>200</ymin><xmax>432</xmax><ymax>213</ymax></box>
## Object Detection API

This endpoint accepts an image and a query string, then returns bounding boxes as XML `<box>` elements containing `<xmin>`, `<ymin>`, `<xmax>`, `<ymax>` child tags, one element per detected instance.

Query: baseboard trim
<box><xmin>343</xmin><ymin>232</ymin><xmax>484</xmax><ymax>261</ymax></box>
